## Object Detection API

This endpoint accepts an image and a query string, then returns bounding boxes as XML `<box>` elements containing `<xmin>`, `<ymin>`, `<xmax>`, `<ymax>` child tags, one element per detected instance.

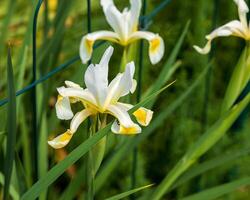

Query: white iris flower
<box><xmin>48</xmin><ymin>46</ymin><xmax>153</xmax><ymax>149</ymax></box>
<box><xmin>79</xmin><ymin>0</ymin><xmax>165</xmax><ymax>65</ymax></box>
<box><xmin>194</xmin><ymin>0</ymin><xmax>250</xmax><ymax>54</ymax></box>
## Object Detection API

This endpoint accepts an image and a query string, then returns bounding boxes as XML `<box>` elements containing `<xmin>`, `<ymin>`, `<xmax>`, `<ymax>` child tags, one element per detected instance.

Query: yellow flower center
<box><xmin>150</xmin><ymin>38</ymin><xmax>160</xmax><ymax>53</ymax></box>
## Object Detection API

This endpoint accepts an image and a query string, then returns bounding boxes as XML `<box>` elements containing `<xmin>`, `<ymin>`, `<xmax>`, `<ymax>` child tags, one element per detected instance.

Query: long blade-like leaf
<box><xmin>3</xmin><ymin>47</ymin><xmax>17</xmax><ymax>200</ymax></box>
<box><xmin>105</xmin><ymin>184</ymin><xmax>153</xmax><ymax>200</ymax></box>
<box><xmin>181</xmin><ymin>177</ymin><xmax>250</xmax><ymax>200</ymax></box>
<box><xmin>150</xmin><ymin>93</ymin><xmax>250</xmax><ymax>200</ymax></box>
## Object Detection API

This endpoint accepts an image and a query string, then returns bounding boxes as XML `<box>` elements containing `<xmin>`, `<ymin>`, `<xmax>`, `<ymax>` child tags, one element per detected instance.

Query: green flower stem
<box><xmin>86</xmin><ymin>114</ymin><xmax>107</xmax><ymax>200</ymax></box>
<box><xmin>120</xmin><ymin>46</ymin><xmax>129</xmax><ymax>72</ymax></box>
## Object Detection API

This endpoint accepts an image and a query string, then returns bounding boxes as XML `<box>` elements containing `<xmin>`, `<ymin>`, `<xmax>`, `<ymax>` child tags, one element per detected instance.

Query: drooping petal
<box><xmin>234</xmin><ymin>0</ymin><xmax>249</xmax><ymax>28</ymax></box>
<box><xmin>48</xmin><ymin>129</ymin><xmax>73</xmax><ymax>149</ymax></box>
<box><xmin>84</xmin><ymin>46</ymin><xmax>114</xmax><ymax>108</ymax></box>
<box><xmin>80</xmin><ymin>31</ymin><xmax>119</xmax><ymax>64</ymax></box>
<box><xmin>55</xmin><ymin>95</ymin><xmax>74</xmax><ymax>120</ymax></box>
<box><xmin>133</xmin><ymin>107</ymin><xmax>153</xmax><ymax>126</ymax></box>
<box><xmin>48</xmin><ymin>108</ymin><xmax>94</xmax><ymax>149</ymax></box>
<box><xmin>111</xmin><ymin>120</ymin><xmax>141</xmax><ymax>135</ymax></box>
<box><xmin>104</xmin><ymin>62</ymin><xmax>135</xmax><ymax>106</ymax></box>
<box><xmin>194</xmin><ymin>20</ymin><xmax>246</xmax><ymax>54</ymax></box>
<box><xmin>70</xmin><ymin>109</ymin><xmax>95</xmax><ymax>133</ymax></box>
<box><xmin>107</xmin><ymin>104</ymin><xmax>139</xmax><ymax>129</ymax></box>
<box><xmin>57</xmin><ymin>86</ymin><xmax>98</xmax><ymax>109</ymax></box>
<box><xmin>129</xmin><ymin>31</ymin><xmax>165</xmax><ymax>64</ymax></box>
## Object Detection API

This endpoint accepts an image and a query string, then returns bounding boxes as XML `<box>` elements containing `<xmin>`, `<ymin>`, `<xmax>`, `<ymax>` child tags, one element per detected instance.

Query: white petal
<box><xmin>84</xmin><ymin>47</ymin><xmax>114</xmax><ymax>107</ymax></box>
<box><xmin>107</xmin><ymin>104</ymin><xmax>136</xmax><ymax>128</ymax></box>
<box><xmin>65</xmin><ymin>80</ymin><xmax>81</xmax><ymax>89</ymax></box>
<box><xmin>101</xmin><ymin>2</ymin><xmax>125</xmax><ymax>37</ymax></box>
<box><xmin>234</xmin><ymin>0</ymin><xmax>249</xmax><ymax>28</ymax></box>
<box><xmin>105</xmin><ymin>62</ymin><xmax>135</xmax><ymax>105</ymax></box>
<box><xmin>194</xmin><ymin>20</ymin><xmax>246</xmax><ymax>54</ymax></box>
<box><xmin>129</xmin><ymin>31</ymin><xmax>165</xmax><ymax>64</ymax></box>
<box><xmin>111</xmin><ymin>120</ymin><xmax>141</xmax><ymax>135</ymax></box>
<box><xmin>80</xmin><ymin>31</ymin><xmax>119</xmax><ymax>64</ymax></box>
<box><xmin>70</xmin><ymin>109</ymin><xmax>94</xmax><ymax>133</ymax></box>
<box><xmin>55</xmin><ymin>95</ymin><xmax>73</xmax><ymax>120</ymax></box>
<box><xmin>57</xmin><ymin>86</ymin><xmax>98</xmax><ymax>108</ymax></box>
<box><xmin>133</xmin><ymin>107</ymin><xmax>153</xmax><ymax>126</ymax></box>
<box><xmin>129</xmin><ymin>0</ymin><xmax>142</xmax><ymax>30</ymax></box>
<box><xmin>48</xmin><ymin>130</ymin><xmax>73</xmax><ymax>149</ymax></box>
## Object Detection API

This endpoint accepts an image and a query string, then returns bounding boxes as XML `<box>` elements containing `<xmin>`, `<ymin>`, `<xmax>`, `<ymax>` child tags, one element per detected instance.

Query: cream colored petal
<box><xmin>111</xmin><ymin>120</ymin><xmax>141</xmax><ymax>135</ymax></box>
<box><xmin>129</xmin><ymin>0</ymin><xmax>142</xmax><ymax>30</ymax></box>
<box><xmin>133</xmin><ymin>107</ymin><xmax>153</xmax><ymax>126</ymax></box>
<box><xmin>234</xmin><ymin>0</ymin><xmax>249</xmax><ymax>28</ymax></box>
<box><xmin>65</xmin><ymin>80</ymin><xmax>81</xmax><ymax>89</ymax></box>
<box><xmin>129</xmin><ymin>31</ymin><xmax>165</xmax><ymax>64</ymax></box>
<box><xmin>79</xmin><ymin>31</ymin><xmax>119</xmax><ymax>64</ymax></box>
<box><xmin>84</xmin><ymin>46</ymin><xmax>114</xmax><ymax>107</ymax></box>
<box><xmin>70</xmin><ymin>109</ymin><xmax>94</xmax><ymax>133</ymax></box>
<box><xmin>55</xmin><ymin>95</ymin><xmax>73</xmax><ymax>120</ymax></box>
<box><xmin>105</xmin><ymin>62</ymin><xmax>135</xmax><ymax>106</ymax></box>
<box><xmin>48</xmin><ymin>130</ymin><xmax>73</xmax><ymax>149</ymax></box>
<box><xmin>107</xmin><ymin>104</ymin><xmax>136</xmax><ymax>128</ymax></box>
<box><xmin>57</xmin><ymin>86</ymin><xmax>97</xmax><ymax>108</ymax></box>
<box><xmin>194</xmin><ymin>20</ymin><xmax>245</xmax><ymax>54</ymax></box>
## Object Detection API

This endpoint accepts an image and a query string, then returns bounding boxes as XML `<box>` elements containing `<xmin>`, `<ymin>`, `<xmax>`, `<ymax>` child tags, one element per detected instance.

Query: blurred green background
<box><xmin>1</xmin><ymin>0</ymin><xmax>250</xmax><ymax>199</ymax></box>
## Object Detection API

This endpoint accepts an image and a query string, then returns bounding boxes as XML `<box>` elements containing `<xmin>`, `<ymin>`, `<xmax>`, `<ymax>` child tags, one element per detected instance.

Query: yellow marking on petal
<box><xmin>57</xmin><ymin>95</ymin><xmax>63</xmax><ymax>101</ymax></box>
<box><xmin>85</xmin><ymin>39</ymin><xmax>94</xmax><ymax>53</ymax></box>
<box><xmin>150</xmin><ymin>38</ymin><xmax>160</xmax><ymax>53</ymax></box>
<box><xmin>120</xmin><ymin>125</ymin><xmax>139</xmax><ymax>135</ymax></box>
<box><xmin>133</xmin><ymin>108</ymin><xmax>147</xmax><ymax>126</ymax></box>
<box><xmin>59</xmin><ymin>130</ymin><xmax>72</xmax><ymax>143</ymax></box>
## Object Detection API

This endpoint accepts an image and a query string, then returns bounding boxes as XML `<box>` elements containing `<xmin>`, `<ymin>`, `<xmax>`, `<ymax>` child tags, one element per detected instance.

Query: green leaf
<box><xmin>150</xmin><ymin>93</ymin><xmax>250</xmax><ymax>200</ymax></box>
<box><xmin>0</xmin><ymin>172</ymin><xmax>19</xmax><ymax>200</ymax></box>
<box><xmin>221</xmin><ymin>46</ymin><xmax>250</xmax><ymax>113</ymax></box>
<box><xmin>181</xmin><ymin>177</ymin><xmax>250</xmax><ymax>200</ymax></box>
<box><xmin>21</xmin><ymin>125</ymin><xmax>110</xmax><ymax>200</ymax></box>
<box><xmin>105</xmin><ymin>184</ymin><xmax>153</xmax><ymax>200</ymax></box>
<box><xmin>95</xmin><ymin>63</ymin><xmax>211</xmax><ymax>192</ymax></box>
<box><xmin>170</xmin><ymin>147</ymin><xmax>250</xmax><ymax>191</ymax></box>
<box><xmin>3</xmin><ymin>47</ymin><xmax>17</xmax><ymax>200</ymax></box>
<box><xmin>143</xmin><ymin>21</ymin><xmax>190</xmax><ymax>99</ymax></box>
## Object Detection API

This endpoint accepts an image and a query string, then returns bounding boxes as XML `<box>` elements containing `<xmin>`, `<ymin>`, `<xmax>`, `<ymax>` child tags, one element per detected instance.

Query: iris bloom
<box><xmin>80</xmin><ymin>0</ymin><xmax>164</xmax><ymax>65</ymax></box>
<box><xmin>48</xmin><ymin>46</ymin><xmax>153</xmax><ymax>149</ymax></box>
<box><xmin>194</xmin><ymin>0</ymin><xmax>250</xmax><ymax>54</ymax></box>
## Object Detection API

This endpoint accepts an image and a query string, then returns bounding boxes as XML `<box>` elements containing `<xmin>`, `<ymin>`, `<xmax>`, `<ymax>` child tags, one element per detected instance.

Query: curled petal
<box><xmin>57</xmin><ymin>86</ymin><xmax>98</xmax><ymax>108</ymax></box>
<box><xmin>129</xmin><ymin>31</ymin><xmax>165</xmax><ymax>64</ymax></box>
<box><xmin>194</xmin><ymin>20</ymin><xmax>245</xmax><ymax>54</ymax></box>
<box><xmin>107</xmin><ymin>104</ymin><xmax>136</xmax><ymax>128</ymax></box>
<box><xmin>111</xmin><ymin>120</ymin><xmax>141</xmax><ymax>135</ymax></box>
<box><xmin>48</xmin><ymin>130</ymin><xmax>73</xmax><ymax>149</ymax></box>
<box><xmin>80</xmin><ymin>31</ymin><xmax>119</xmax><ymax>64</ymax></box>
<box><xmin>133</xmin><ymin>107</ymin><xmax>153</xmax><ymax>126</ymax></box>
<box><xmin>55</xmin><ymin>95</ymin><xmax>73</xmax><ymax>120</ymax></box>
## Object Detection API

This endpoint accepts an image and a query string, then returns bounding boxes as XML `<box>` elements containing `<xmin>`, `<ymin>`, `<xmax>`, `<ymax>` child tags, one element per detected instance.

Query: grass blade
<box><xmin>150</xmin><ymin>93</ymin><xmax>250</xmax><ymax>200</ymax></box>
<box><xmin>181</xmin><ymin>177</ymin><xmax>250</xmax><ymax>200</ymax></box>
<box><xmin>3</xmin><ymin>47</ymin><xmax>17</xmax><ymax>200</ymax></box>
<box><xmin>105</xmin><ymin>184</ymin><xmax>153</xmax><ymax>200</ymax></box>
<box><xmin>170</xmin><ymin>147</ymin><xmax>250</xmax><ymax>191</ymax></box>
